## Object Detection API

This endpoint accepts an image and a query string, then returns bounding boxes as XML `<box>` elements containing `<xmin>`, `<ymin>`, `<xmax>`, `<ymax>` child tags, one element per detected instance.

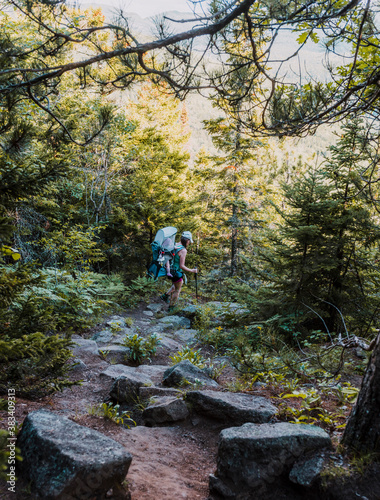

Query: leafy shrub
<box><xmin>0</xmin><ymin>333</ymin><xmax>79</xmax><ymax>398</ymax></box>
<box><xmin>0</xmin><ymin>264</ymin><xmax>121</xmax><ymax>398</ymax></box>
<box><xmin>170</xmin><ymin>347</ymin><xmax>206</xmax><ymax>368</ymax></box>
<box><xmin>123</xmin><ymin>333</ymin><xmax>160</xmax><ymax>364</ymax></box>
<box><xmin>124</xmin><ymin>276</ymin><xmax>160</xmax><ymax>307</ymax></box>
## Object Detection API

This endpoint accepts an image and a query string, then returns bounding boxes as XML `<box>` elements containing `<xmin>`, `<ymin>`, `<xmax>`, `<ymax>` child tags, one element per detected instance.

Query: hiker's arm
<box><xmin>179</xmin><ymin>250</ymin><xmax>197</xmax><ymax>273</ymax></box>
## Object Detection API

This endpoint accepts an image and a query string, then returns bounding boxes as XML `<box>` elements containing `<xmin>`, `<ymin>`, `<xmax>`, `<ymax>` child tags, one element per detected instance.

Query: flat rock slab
<box><xmin>98</xmin><ymin>345</ymin><xmax>130</xmax><ymax>364</ymax></box>
<box><xmin>157</xmin><ymin>335</ymin><xmax>182</xmax><ymax>351</ymax></box>
<box><xmin>135</xmin><ymin>364</ymin><xmax>168</xmax><ymax>385</ymax></box>
<box><xmin>158</xmin><ymin>315</ymin><xmax>191</xmax><ymax>330</ymax></box>
<box><xmin>143</xmin><ymin>396</ymin><xmax>189</xmax><ymax>426</ymax></box>
<box><xmin>186</xmin><ymin>390</ymin><xmax>277</xmax><ymax>424</ymax></box>
<box><xmin>163</xmin><ymin>360</ymin><xmax>219</xmax><ymax>389</ymax></box>
<box><xmin>143</xmin><ymin>310</ymin><xmax>154</xmax><ymax>317</ymax></box>
<box><xmin>211</xmin><ymin>422</ymin><xmax>332</xmax><ymax>499</ymax></box>
<box><xmin>17</xmin><ymin>410</ymin><xmax>132</xmax><ymax>499</ymax></box>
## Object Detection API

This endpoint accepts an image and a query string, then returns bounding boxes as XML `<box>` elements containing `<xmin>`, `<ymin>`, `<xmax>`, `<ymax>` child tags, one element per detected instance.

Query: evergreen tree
<box><xmin>251</xmin><ymin>120</ymin><xmax>380</xmax><ymax>335</ymax></box>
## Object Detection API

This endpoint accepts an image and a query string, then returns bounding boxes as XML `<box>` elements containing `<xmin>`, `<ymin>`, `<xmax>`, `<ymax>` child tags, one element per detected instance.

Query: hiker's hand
<box><xmin>193</xmin><ymin>268</ymin><xmax>198</xmax><ymax>273</ymax></box>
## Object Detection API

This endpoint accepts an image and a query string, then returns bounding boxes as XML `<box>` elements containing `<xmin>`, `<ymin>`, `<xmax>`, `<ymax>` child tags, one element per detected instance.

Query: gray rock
<box><xmin>91</xmin><ymin>329</ymin><xmax>114</xmax><ymax>343</ymax></box>
<box><xmin>17</xmin><ymin>410</ymin><xmax>132</xmax><ymax>499</ymax></box>
<box><xmin>92</xmin><ymin>328</ymin><xmax>132</xmax><ymax>345</ymax></box>
<box><xmin>106</xmin><ymin>317</ymin><xmax>126</xmax><ymax>329</ymax></box>
<box><xmin>157</xmin><ymin>335</ymin><xmax>182</xmax><ymax>351</ymax></box>
<box><xmin>211</xmin><ymin>422</ymin><xmax>332</xmax><ymax>499</ymax></box>
<box><xmin>174</xmin><ymin>329</ymin><xmax>198</xmax><ymax>344</ymax></box>
<box><xmin>98</xmin><ymin>345</ymin><xmax>130</xmax><ymax>364</ymax></box>
<box><xmin>143</xmin><ymin>310</ymin><xmax>154</xmax><ymax>317</ymax></box>
<box><xmin>186</xmin><ymin>390</ymin><xmax>277</xmax><ymax>424</ymax></box>
<box><xmin>146</xmin><ymin>303</ymin><xmax>164</xmax><ymax>313</ymax></box>
<box><xmin>135</xmin><ymin>365</ymin><xmax>167</xmax><ymax>385</ymax></box>
<box><xmin>100</xmin><ymin>364</ymin><xmax>141</xmax><ymax>383</ymax></box>
<box><xmin>72</xmin><ymin>338</ymin><xmax>100</xmax><ymax>358</ymax></box>
<box><xmin>139</xmin><ymin>386</ymin><xmax>182</xmax><ymax>400</ymax></box>
<box><xmin>158</xmin><ymin>315</ymin><xmax>191</xmax><ymax>330</ymax></box>
<box><xmin>109</xmin><ymin>334</ymin><xmax>127</xmax><ymax>346</ymax></box>
<box><xmin>143</xmin><ymin>396</ymin><xmax>189</xmax><ymax>425</ymax></box>
<box><xmin>110</xmin><ymin>371</ymin><xmax>153</xmax><ymax>403</ymax></box>
<box><xmin>178</xmin><ymin>304</ymin><xmax>197</xmax><ymax>318</ymax></box>
<box><xmin>134</xmin><ymin>320</ymin><xmax>150</xmax><ymax>328</ymax></box>
<box><xmin>163</xmin><ymin>360</ymin><xmax>219</xmax><ymax>388</ymax></box>
<box><xmin>70</xmin><ymin>358</ymin><xmax>87</xmax><ymax>372</ymax></box>
<box><xmin>289</xmin><ymin>451</ymin><xmax>327</xmax><ymax>487</ymax></box>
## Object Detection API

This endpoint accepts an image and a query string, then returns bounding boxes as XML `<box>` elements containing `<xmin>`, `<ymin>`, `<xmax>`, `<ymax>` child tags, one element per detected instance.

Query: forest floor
<box><xmin>0</xmin><ymin>297</ymin><xmax>365</xmax><ymax>499</ymax></box>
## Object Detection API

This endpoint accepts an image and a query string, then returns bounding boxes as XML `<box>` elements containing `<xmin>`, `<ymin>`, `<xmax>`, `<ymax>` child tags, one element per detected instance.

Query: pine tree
<box><xmin>252</xmin><ymin>120</ymin><xmax>380</xmax><ymax>335</ymax></box>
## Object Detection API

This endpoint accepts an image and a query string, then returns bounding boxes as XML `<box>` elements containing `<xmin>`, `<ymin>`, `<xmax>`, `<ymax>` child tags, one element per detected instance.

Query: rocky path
<box><xmin>1</xmin><ymin>300</ymin><xmax>234</xmax><ymax>499</ymax></box>
<box><xmin>2</xmin><ymin>300</ymin><xmax>349</xmax><ymax>500</ymax></box>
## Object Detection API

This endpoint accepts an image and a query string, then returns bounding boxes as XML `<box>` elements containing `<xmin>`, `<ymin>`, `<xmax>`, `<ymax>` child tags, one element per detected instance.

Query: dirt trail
<box><xmin>0</xmin><ymin>300</ymin><xmax>230</xmax><ymax>500</ymax></box>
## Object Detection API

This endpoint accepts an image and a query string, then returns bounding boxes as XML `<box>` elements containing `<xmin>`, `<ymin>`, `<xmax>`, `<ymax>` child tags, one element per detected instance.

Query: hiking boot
<box><xmin>160</xmin><ymin>293</ymin><xmax>170</xmax><ymax>303</ymax></box>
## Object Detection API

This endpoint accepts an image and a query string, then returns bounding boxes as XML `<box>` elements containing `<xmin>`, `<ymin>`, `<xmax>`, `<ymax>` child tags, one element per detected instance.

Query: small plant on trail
<box><xmin>88</xmin><ymin>402</ymin><xmax>135</xmax><ymax>427</ymax></box>
<box><xmin>170</xmin><ymin>347</ymin><xmax>206</xmax><ymax>368</ymax></box>
<box><xmin>123</xmin><ymin>333</ymin><xmax>160</xmax><ymax>364</ymax></box>
<box><xmin>125</xmin><ymin>317</ymin><xmax>134</xmax><ymax>327</ymax></box>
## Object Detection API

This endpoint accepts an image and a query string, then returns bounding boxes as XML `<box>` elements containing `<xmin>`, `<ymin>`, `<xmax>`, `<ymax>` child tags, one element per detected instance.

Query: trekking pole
<box><xmin>195</xmin><ymin>268</ymin><xmax>198</xmax><ymax>300</ymax></box>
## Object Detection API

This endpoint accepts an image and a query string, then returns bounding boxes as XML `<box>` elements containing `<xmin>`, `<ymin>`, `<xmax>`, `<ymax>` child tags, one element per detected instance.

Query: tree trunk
<box><xmin>231</xmin><ymin>204</ymin><xmax>238</xmax><ymax>276</ymax></box>
<box><xmin>342</xmin><ymin>334</ymin><xmax>380</xmax><ymax>452</ymax></box>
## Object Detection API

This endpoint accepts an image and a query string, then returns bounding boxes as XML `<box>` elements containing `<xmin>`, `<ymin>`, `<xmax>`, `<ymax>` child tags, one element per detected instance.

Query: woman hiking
<box><xmin>161</xmin><ymin>231</ymin><xmax>197</xmax><ymax>311</ymax></box>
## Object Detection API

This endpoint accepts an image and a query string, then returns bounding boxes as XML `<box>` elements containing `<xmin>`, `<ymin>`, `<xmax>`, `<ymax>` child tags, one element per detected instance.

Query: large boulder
<box><xmin>142</xmin><ymin>396</ymin><xmax>189</xmax><ymax>426</ymax></box>
<box><xmin>210</xmin><ymin>422</ymin><xmax>332</xmax><ymax>500</ymax></box>
<box><xmin>163</xmin><ymin>360</ymin><xmax>219</xmax><ymax>389</ymax></box>
<box><xmin>186</xmin><ymin>390</ymin><xmax>277</xmax><ymax>424</ymax></box>
<box><xmin>17</xmin><ymin>410</ymin><xmax>132</xmax><ymax>499</ymax></box>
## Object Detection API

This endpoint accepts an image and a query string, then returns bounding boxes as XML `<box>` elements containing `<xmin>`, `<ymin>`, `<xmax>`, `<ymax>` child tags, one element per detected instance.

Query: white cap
<box><xmin>181</xmin><ymin>231</ymin><xmax>193</xmax><ymax>243</ymax></box>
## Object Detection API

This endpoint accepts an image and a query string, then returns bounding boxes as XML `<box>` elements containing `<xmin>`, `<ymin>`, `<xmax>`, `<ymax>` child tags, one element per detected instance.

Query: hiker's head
<box><xmin>181</xmin><ymin>231</ymin><xmax>193</xmax><ymax>247</ymax></box>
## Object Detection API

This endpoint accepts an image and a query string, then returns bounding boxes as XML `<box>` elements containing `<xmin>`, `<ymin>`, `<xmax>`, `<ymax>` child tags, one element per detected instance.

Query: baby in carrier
<box><xmin>162</xmin><ymin>237</ymin><xmax>174</xmax><ymax>278</ymax></box>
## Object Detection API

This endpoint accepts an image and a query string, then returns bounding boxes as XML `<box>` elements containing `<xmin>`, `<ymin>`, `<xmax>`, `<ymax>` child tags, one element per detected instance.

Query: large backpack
<box><xmin>147</xmin><ymin>226</ymin><xmax>177</xmax><ymax>279</ymax></box>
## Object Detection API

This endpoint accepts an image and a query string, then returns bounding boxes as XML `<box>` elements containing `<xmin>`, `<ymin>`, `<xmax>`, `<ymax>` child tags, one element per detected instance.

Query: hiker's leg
<box><xmin>169</xmin><ymin>280</ymin><xmax>182</xmax><ymax>307</ymax></box>
<box><xmin>166</xmin><ymin>284</ymin><xmax>175</xmax><ymax>295</ymax></box>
